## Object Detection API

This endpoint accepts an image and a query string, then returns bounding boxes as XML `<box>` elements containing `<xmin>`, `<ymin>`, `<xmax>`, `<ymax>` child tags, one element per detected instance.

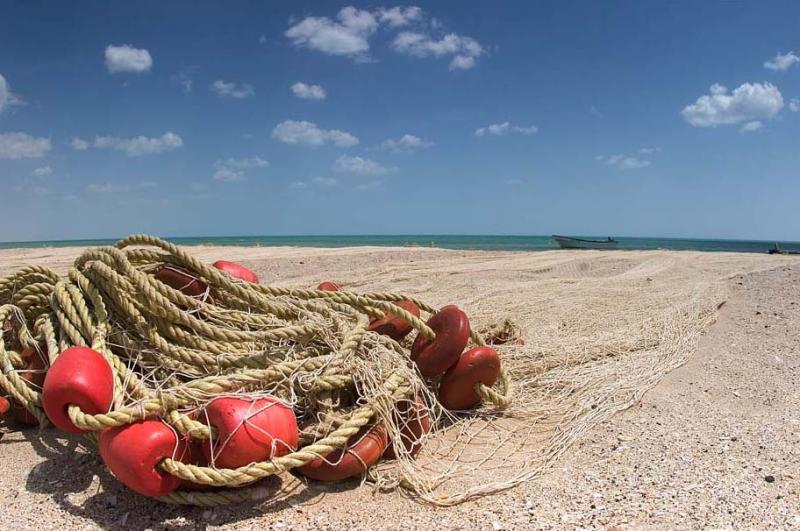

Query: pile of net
<box><xmin>0</xmin><ymin>235</ymin><xmax>730</xmax><ymax>507</ymax></box>
<box><xmin>0</xmin><ymin>234</ymin><xmax>513</xmax><ymax>506</ymax></box>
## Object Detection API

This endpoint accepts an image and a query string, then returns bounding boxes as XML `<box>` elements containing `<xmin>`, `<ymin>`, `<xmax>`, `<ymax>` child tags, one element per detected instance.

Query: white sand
<box><xmin>0</xmin><ymin>245</ymin><xmax>797</xmax><ymax>529</ymax></box>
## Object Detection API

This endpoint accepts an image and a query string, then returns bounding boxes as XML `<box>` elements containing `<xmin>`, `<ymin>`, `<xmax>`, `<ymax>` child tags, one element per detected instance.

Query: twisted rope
<box><xmin>0</xmin><ymin>234</ymin><xmax>513</xmax><ymax>506</ymax></box>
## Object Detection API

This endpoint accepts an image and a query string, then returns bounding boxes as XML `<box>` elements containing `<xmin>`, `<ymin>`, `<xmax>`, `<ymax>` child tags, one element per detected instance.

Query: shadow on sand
<box><xmin>12</xmin><ymin>425</ymin><xmax>360</xmax><ymax>530</ymax></box>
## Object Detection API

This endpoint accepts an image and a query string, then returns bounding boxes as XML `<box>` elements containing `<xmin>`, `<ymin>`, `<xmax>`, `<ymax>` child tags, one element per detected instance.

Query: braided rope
<box><xmin>0</xmin><ymin>234</ymin><xmax>513</xmax><ymax>507</ymax></box>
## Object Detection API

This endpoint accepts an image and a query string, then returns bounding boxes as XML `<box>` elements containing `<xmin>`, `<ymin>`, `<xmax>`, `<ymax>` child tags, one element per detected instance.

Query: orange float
<box><xmin>368</xmin><ymin>300</ymin><xmax>420</xmax><ymax>341</ymax></box>
<box><xmin>0</xmin><ymin>396</ymin><xmax>9</xmax><ymax>417</ymax></box>
<box><xmin>383</xmin><ymin>395</ymin><xmax>431</xmax><ymax>459</ymax></box>
<box><xmin>316</xmin><ymin>281</ymin><xmax>340</xmax><ymax>291</ymax></box>
<box><xmin>297</xmin><ymin>423</ymin><xmax>387</xmax><ymax>481</ymax></box>
<box><xmin>213</xmin><ymin>260</ymin><xmax>259</xmax><ymax>283</ymax></box>
<box><xmin>438</xmin><ymin>346</ymin><xmax>501</xmax><ymax>410</ymax></box>
<box><xmin>41</xmin><ymin>346</ymin><xmax>115</xmax><ymax>433</ymax></box>
<box><xmin>11</xmin><ymin>348</ymin><xmax>47</xmax><ymax>425</ymax></box>
<box><xmin>99</xmin><ymin>419</ymin><xmax>189</xmax><ymax>497</ymax></box>
<box><xmin>155</xmin><ymin>265</ymin><xmax>208</xmax><ymax>297</ymax></box>
<box><xmin>410</xmin><ymin>305</ymin><xmax>470</xmax><ymax>377</ymax></box>
<box><xmin>200</xmin><ymin>396</ymin><xmax>298</xmax><ymax>469</ymax></box>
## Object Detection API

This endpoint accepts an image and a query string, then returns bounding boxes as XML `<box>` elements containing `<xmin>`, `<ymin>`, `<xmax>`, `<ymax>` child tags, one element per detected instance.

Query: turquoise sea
<box><xmin>1</xmin><ymin>235</ymin><xmax>799</xmax><ymax>254</ymax></box>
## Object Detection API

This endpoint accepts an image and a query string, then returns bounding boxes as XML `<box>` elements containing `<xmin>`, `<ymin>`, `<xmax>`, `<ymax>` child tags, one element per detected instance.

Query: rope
<box><xmin>0</xmin><ymin>234</ymin><xmax>512</xmax><ymax>506</ymax></box>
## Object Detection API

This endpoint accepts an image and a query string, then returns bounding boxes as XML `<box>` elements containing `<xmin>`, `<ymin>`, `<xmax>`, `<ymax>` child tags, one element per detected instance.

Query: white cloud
<box><xmin>392</xmin><ymin>31</ymin><xmax>484</xmax><ymax>70</ymax></box>
<box><xmin>285</xmin><ymin>6</ymin><xmax>378</xmax><ymax>58</ymax></box>
<box><xmin>289</xmin><ymin>176</ymin><xmax>339</xmax><ymax>189</ymax></box>
<box><xmin>681</xmin><ymin>82</ymin><xmax>783</xmax><ymax>127</ymax></box>
<box><xmin>764</xmin><ymin>51</ymin><xmax>799</xmax><ymax>71</ymax></box>
<box><xmin>105</xmin><ymin>44</ymin><xmax>152</xmax><ymax>73</ymax></box>
<box><xmin>272</xmin><ymin>120</ymin><xmax>358</xmax><ymax>147</ymax></box>
<box><xmin>0</xmin><ymin>73</ymin><xmax>24</xmax><ymax>112</ymax></box>
<box><xmin>93</xmin><ymin>132</ymin><xmax>183</xmax><ymax>156</ymax></box>
<box><xmin>87</xmin><ymin>182</ymin><xmax>113</xmax><ymax>193</ymax></box>
<box><xmin>213</xmin><ymin>157</ymin><xmax>269</xmax><ymax>182</ymax></box>
<box><xmin>377</xmin><ymin>6</ymin><xmax>422</xmax><ymax>27</ymax></box>
<box><xmin>475</xmin><ymin>122</ymin><xmax>538</xmax><ymax>137</ymax></box>
<box><xmin>286</xmin><ymin>7</ymin><xmax>484</xmax><ymax>70</ymax></box>
<box><xmin>379</xmin><ymin>133</ymin><xmax>434</xmax><ymax>151</ymax></box>
<box><xmin>220</xmin><ymin>156</ymin><xmax>268</xmax><ymax>169</ymax></box>
<box><xmin>596</xmin><ymin>154</ymin><xmax>651</xmax><ymax>170</ymax></box>
<box><xmin>739</xmin><ymin>120</ymin><xmax>763</xmax><ymax>133</ymax></box>
<box><xmin>355</xmin><ymin>179</ymin><xmax>384</xmax><ymax>190</ymax></box>
<box><xmin>211</xmin><ymin>80</ymin><xmax>255</xmax><ymax>99</ymax></box>
<box><xmin>312</xmin><ymin>176</ymin><xmax>338</xmax><ymax>186</ymax></box>
<box><xmin>291</xmin><ymin>82</ymin><xmax>327</xmax><ymax>100</ymax></box>
<box><xmin>212</xmin><ymin>167</ymin><xmax>243</xmax><ymax>182</ymax></box>
<box><xmin>172</xmin><ymin>68</ymin><xmax>196</xmax><ymax>93</ymax></box>
<box><xmin>0</xmin><ymin>132</ymin><xmax>51</xmax><ymax>159</ymax></box>
<box><xmin>639</xmin><ymin>146</ymin><xmax>661</xmax><ymax>154</ymax></box>
<box><xmin>31</xmin><ymin>166</ymin><xmax>52</xmax><ymax>176</ymax></box>
<box><xmin>334</xmin><ymin>154</ymin><xmax>395</xmax><ymax>175</ymax></box>
<box><xmin>70</xmin><ymin>137</ymin><xmax>90</xmax><ymax>150</ymax></box>
<box><xmin>790</xmin><ymin>98</ymin><xmax>800</xmax><ymax>112</ymax></box>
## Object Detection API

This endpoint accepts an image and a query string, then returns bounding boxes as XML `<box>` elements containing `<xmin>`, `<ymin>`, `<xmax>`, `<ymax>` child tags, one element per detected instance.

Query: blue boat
<box><xmin>552</xmin><ymin>235</ymin><xmax>619</xmax><ymax>250</ymax></box>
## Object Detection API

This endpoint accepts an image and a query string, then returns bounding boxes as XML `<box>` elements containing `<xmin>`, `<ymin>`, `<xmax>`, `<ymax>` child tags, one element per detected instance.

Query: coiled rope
<box><xmin>0</xmin><ymin>234</ymin><xmax>511</xmax><ymax>506</ymax></box>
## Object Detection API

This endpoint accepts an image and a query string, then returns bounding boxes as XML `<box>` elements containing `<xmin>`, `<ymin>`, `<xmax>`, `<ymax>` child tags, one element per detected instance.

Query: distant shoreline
<box><xmin>1</xmin><ymin>234</ymin><xmax>800</xmax><ymax>254</ymax></box>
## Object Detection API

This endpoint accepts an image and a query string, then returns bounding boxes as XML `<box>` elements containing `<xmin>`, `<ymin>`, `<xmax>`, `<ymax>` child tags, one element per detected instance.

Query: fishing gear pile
<box><xmin>0</xmin><ymin>234</ymin><xmax>511</xmax><ymax>506</ymax></box>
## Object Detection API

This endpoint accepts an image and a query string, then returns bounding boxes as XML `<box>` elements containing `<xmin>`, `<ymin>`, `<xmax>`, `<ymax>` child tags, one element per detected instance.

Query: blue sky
<box><xmin>1</xmin><ymin>1</ymin><xmax>799</xmax><ymax>242</ymax></box>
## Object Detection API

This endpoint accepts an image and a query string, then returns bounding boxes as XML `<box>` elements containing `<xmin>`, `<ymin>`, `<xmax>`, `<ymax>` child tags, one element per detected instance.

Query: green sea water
<box><xmin>1</xmin><ymin>235</ymin><xmax>799</xmax><ymax>253</ymax></box>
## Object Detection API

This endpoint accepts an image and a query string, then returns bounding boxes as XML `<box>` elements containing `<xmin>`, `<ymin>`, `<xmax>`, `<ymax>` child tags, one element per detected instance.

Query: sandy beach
<box><xmin>0</xmin><ymin>244</ymin><xmax>798</xmax><ymax>530</ymax></box>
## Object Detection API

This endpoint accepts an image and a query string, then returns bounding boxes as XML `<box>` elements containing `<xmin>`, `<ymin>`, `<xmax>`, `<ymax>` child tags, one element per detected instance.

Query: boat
<box><xmin>768</xmin><ymin>243</ymin><xmax>800</xmax><ymax>255</ymax></box>
<box><xmin>552</xmin><ymin>235</ymin><xmax>619</xmax><ymax>250</ymax></box>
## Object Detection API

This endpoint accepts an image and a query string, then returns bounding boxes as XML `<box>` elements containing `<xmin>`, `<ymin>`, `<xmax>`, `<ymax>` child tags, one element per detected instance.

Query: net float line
<box><xmin>0</xmin><ymin>234</ymin><xmax>512</xmax><ymax>506</ymax></box>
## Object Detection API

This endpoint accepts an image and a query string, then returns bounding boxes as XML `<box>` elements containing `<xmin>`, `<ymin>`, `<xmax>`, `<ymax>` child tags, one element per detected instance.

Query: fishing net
<box><xmin>0</xmin><ymin>236</ymin><xmax>771</xmax><ymax>507</ymax></box>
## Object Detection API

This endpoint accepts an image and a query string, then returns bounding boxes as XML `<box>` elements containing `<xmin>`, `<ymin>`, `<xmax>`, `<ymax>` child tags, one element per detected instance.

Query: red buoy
<box><xmin>297</xmin><ymin>423</ymin><xmax>387</xmax><ymax>481</ymax></box>
<box><xmin>367</xmin><ymin>300</ymin><xmax>421</xmax><ymax>341</ymax></box>
<box><xmin>438</xmin><ymin>346</ymin><xmax>501</xmax><ymax>410</ymax></box>
<box><xmin>213</xmin><ymin>260</ymin><xmax>259</xmax><ymax>284</ymax></box>
<box><xmin>155</xmin><ymin>265</ymin><xmax>208</xmax><ymax>297</ymax></box>
<box><xmin>316</xmin><ymin>281</ymin><xmax>340</xmax><ymax>292</ymax></box>
<box><xmin>410</xmin><ymin>305</ymin><xmax>470</xmax><ymax>377</ymax></box>
<box><xmin>383</xmin><ymin>395</ymin><xmax>431</xmax><ymax>459</ymax></box>
<box><xmin>99</xmin><ymin>419</ymin><xmax>189</xmax><ymax>497</ymax></box>
<box><xmin>0</xmin><ymin>396</ymin><xmax>9</xmax><ymax>417</ymax></box>
<box><xmin>11</xmin><ymin>348</ymin><xmax>47</xmax><ymax>426</ymax></box>
<box><xmin>41</xmin><ymin>346</ymin><xmax>114</xmax><ymax>433</ymax></box>
<box><xmin>200</xmin><ymin>396</ymin><xmax>298</xmax><ymax>469</ymax></box>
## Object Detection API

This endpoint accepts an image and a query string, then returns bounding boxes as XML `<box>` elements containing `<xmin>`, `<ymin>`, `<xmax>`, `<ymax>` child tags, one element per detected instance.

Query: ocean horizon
<box><xmin>1</xmin><ymin>235</ymin><xmax>799</xmax><ymax>254</ymax></box>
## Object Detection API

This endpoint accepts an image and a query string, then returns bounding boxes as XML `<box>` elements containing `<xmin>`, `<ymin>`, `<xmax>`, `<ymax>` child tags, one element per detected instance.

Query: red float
<box><xmin>368</xmin><ymin>300</ymin><xmax>421</xmax><ymax>341</ymax></box>
<box><xmin>200</xmin><ymin>396</ymin><xmax>298</xmax><ymax>469</ymax></box>
<box><xmin>297</xmin><ymin>423</ymin><xmax>387</xmax><ymax>481</ymax></box>
<box><xmin>99</xmin><ymin>419</ymin><xmax>189</xmax><ymax>497</ymax></box>
<box><xmin>11</xmin><ymin>348</ymin><xmax>47</xmax><ymax>425</ymax></box>
<box><xmin>410</xmin><ymin>305</ymin><xmax>470</xmax><ymax>377</ymax></box>
<box><xmin>316</xmin><ymin>281</ymin><xmax>340</xmax><ymax>292</ymax></box>
<box><xmin>0</xmin><ymin>396</ymin><xmax>9</xmax><ymax>417</ymax></box>
<box><xmin>438</xmin><ymin>346</ymin><xmax>501</xmax><ymax>410</ymax></box>
<box><xmin>213</xmin><ymin>260</ymin><xmax>259</xmax><ymax>284</ymax></box>
<box><xmin>41</xmin><ymin>346</ymin><xmax>114</xmax><ymax>433</ymax></box>
<box><xmin>383</xmin><ymin>395</ymin><xmax>431</xmax><ymax>459</ymax></box>
<box><xmin>155</xmin><ymin>265</ymin><xmax>208</xmax><ymax>297</ymax></box>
